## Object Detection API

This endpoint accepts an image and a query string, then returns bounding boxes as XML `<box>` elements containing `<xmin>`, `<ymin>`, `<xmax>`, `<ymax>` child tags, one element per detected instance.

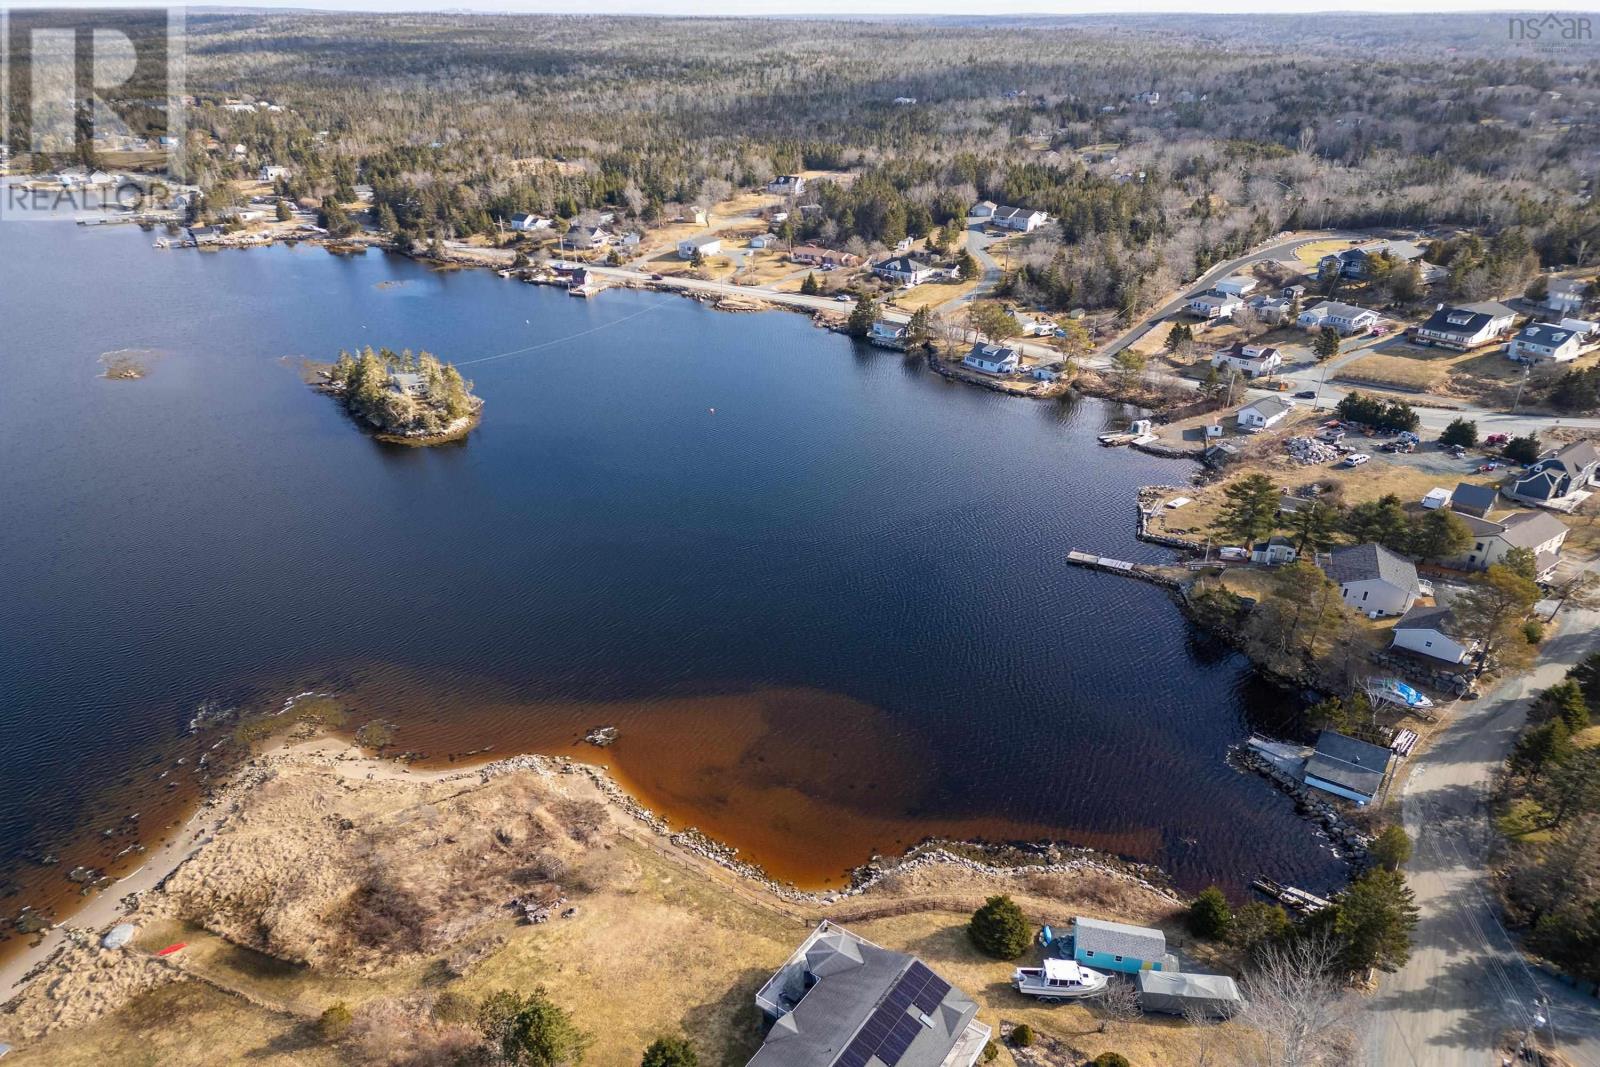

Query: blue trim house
<box><xmin>1303</xmin><ymin>729</ymin><xmax>1393</xmax><ymax>805</ymax></box>
<box><xmin>1071</xmin><ymin>917</ymin><xmax>1167</xmax><ymax>975</ymax></box>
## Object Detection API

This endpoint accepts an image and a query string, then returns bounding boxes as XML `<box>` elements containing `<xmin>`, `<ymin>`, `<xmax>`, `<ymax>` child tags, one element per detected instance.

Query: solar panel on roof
<box><xmin>836</xmin><ymin>1044</ymin><xmax>868</xmax><ymax>1067</ymax></box>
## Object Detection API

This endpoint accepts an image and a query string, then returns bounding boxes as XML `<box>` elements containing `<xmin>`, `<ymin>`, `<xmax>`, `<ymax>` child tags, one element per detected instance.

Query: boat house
<box><xmin>1070</xmin><ymin>916</ymin><xmax>1168</xmax><ymax>974</ymax></box>
<box><xmin>1303</xmin><ymin>729</ymin><xmax>1393</xmax><ymax>805</ymax></box>
<box><xmin>1136</xmin><ymin>971</ymin><xmax>1245</xmax><ymax>1019</ymax></box>
<box><xmin>750</xmin><ymin>922</ymin><xmax>991</xmax><ymax>1067</ymax></box>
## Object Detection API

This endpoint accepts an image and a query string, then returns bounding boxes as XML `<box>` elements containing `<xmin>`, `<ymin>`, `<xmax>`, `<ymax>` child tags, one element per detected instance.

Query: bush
<box><xmin>981</xmin><ymin>1040</ymin><xmax>1000</xmax><ymax>1063</ymax></box>
<box><xmin>1093</xmin><ymin>1055</ymin><xmax>1132</xmax><ymax>1067</ymax></box>
<box><xmin>968</xmin><ymin>894</ymin><xmax>1031</xmax><ymax>959</ymax></box>
<box><xmin>1524</xmin><ymin>619</ymin><xmax>1545</xmax><ymax>646</ymax></box>
<box><xmin>317</xmin><ymin>1001</ymin><xmax>354</xmax><ymax>1040</ymax></box>
<box><xmin>1504</xmin><ymin>434</ymin><xmax>1542</xmax><ymax>464</ymax></box>
<box><xmin>641</xmin><ymin>1036</ymin><xmax>698</xmax><ymax>1067</ymax></box>
<box><xmin>1336</xmin><ymin>391</ymin><xmax>1418</xmax><ymax>433</ymax></box>
<box><xmin>1439</xmin><ymin>417</ymin><xmax>1478</xmax><ymax>448</ymax></box>
<box><xmin>1187</xmin><ymin>886</ymin><xmax>1233</xmax><ymax>939</ymax></box>
<box><xmin>1009</xmin><ymin>1024</ymin><xmax>1034</xmax><ymax>1048</ymax></box>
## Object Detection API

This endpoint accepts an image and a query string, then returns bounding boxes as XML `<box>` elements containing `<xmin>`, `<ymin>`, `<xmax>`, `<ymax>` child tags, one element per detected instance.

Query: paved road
<box><xmin>1366</xmin><ymin>598</ymin><xmax>1600</xmax><ymax>1067</ymax></box>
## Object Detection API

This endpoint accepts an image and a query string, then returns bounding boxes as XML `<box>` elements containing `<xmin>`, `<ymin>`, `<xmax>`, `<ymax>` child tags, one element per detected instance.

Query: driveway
<box><xmin>1365</xmin><ymin>597</ymin><xmax>1600</xmax><ymax>1067</ymax></box>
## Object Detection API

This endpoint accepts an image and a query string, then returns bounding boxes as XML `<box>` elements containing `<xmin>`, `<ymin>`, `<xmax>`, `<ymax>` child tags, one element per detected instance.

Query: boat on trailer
<box><xmin>1012</xmin><ymin>958</ymin><xmax>1109</xmax><ymax>1001</ymax></box>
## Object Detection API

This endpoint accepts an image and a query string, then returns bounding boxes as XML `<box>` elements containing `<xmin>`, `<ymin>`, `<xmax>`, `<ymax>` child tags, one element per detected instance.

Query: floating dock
<box><xmin>1251</xmin><ymin>877</ymin><xmax>1332</xmax><ymax>915</ymax></box>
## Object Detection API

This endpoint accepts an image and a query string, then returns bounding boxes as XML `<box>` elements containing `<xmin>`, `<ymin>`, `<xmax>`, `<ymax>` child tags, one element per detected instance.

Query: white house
<box><xmin>970</xmin><ymin>200</ymin><xmax>998</xmax><ymax>219</ymax></box>
<box><xmin>1298</xmin><ymin>300</ymin><xmax>1379</xmax><ymax>335</ymax></box>
<box><xmin>1211</xmin><ymin>342</ymin><xmax>1282</xmax><ymax>378</ymax></box>
<box><xmin>561</xmin><ymin>224</ymin><xmax>611</xmax><ymax>250</ymax></box>
<box><xmin>873</xmin><ymin>255</ymin><xmax>938</xmax><ymax>285</ymax></box>
<box><xmin>1188</xmin><ymin>291</ymin><xmax>1244</xmax><ymax>321</ymax></box>
<box><xmin>1391</xmin><ymin>602</ymin><xmax>1475</xmax><ymax>664</ymax></box>
<box><xmin>510</xmin><ymin>213</ymin><xmax>551</xmax><ymax>232</ymax></box>
<box><xmin>1250</xmin><ymin>535</ymin><xmax>1299</xmax><ymax>565</ymax></box>
<box><xmin>677</xmin><ymin>237</ymin><xmax>722</xmax><ymax>259</ymax></box>
<box><xmin>1236</xmin><ymin>395</ymin><xmax>1294</xmax><ymax>431</ymax></box>
<box><xmin>766</xmin><ymin>175</ymin><xmax>805</xmax><ymax>197</ymax></box>
<box><xmin>1323</xmin><ymin>543</ymin><xmax>1420</xmax><ymax>617</ymax></box>
<box><xmin>1414</xmin><ymin>302</ymin><xmax>1517</xmax><ymax>350</ymax></box>
<box><xmin>258</xmin><ymin>165</ymin><xmax>290</xmax><ymax>182</ymax></box>
<box><xmin>1012</xmin><ymin>312</ymin><xmax>1055</xmax><ymax>337</ymax></box>
<box><xmin>868</xmin><ymin>320</ymin><xmax>909</xmax><ymax>349</ymax></box>
<box><xmin>990</xmin><ymin>206</ymin><xmax>1048</xmax><ymax>232</ymax></box>
<box><xmin>748</xmin><ymin>233</ymin><xmax>774</xmax><ymax>249</ymax></box>
<box><xmin>1452</xmin><ymin>510</ymin><xmax>1569</xmax><ymax>577</ymax></box>
<box><xmin>1215</xmin><ymin>274</ymin><xmax>1258</xmax><ymax>297</ymax></box>
<box><xmin>1545</xmin><ymin>278</ymin><xmax>1589</xmax><ymax>317</ymax></box>
<box><xmin>962</xmin><ymin>343</ymin><xmax>1020</xmax><ymax>375</ymax></box>
<box><xmin>1509</xmin><ymin>322</ymin><xmax>1586</xmax><ymax>364</ymax></box>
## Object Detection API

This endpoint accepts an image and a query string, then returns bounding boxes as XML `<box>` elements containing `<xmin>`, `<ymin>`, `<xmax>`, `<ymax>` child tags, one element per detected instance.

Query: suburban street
<box><xmin>1366</xmin><ymin>598</ymin><xmax>1600</xmax><ymax>1067</ymax></box>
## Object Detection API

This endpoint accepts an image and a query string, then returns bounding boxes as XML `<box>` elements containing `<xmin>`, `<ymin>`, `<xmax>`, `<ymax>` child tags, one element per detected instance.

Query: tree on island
<box><xmin>968</xmin><ymin>894</ymin><xmax>1030</xmax><ymax>959</ymax></box>
<box><xmin>328</xmin><ymin>345</ymin><xmax>479</xmax><ymax>437</ymax></box>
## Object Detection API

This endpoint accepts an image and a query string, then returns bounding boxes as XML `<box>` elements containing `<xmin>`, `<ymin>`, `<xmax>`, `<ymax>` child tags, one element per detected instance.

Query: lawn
<box><xmin>885</xmin><ymin>276</ymin><xmax>981</xmax><ymax>312</ymax></box>
<box><xmin>1294</xmin><ymin>238</ymin><xmax>1357</xmax><ymax>266</ymax></box>
<box><xmin>1337</xmin><ymin>353</ymin><xmax>1448</xmax><ymax>391</ymax></box>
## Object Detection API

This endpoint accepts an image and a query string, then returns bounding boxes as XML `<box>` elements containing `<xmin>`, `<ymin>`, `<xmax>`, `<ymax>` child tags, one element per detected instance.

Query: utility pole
<box><xmin>1512</xmin><ymin>362</ymin><xmax>1531</xmax><ymax>413</ymax></box>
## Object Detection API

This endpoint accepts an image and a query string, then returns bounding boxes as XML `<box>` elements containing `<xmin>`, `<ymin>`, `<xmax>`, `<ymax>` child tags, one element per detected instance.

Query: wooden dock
<box><xmin>1251</xmin><ymin>877</ymin><xmax>1333</xmax><ymax>915</ymax></box>
<box><xmin>1065</xmin><ymin>550</ymin><xmax>1182</xmax><ymax>589</ymax></box>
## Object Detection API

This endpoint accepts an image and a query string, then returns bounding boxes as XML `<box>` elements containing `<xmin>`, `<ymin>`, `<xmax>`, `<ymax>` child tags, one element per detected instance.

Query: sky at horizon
<box><xmin>5</xmin><ymin>0</ymin><xmax>1600</xmax><ymax>14</ymax></box>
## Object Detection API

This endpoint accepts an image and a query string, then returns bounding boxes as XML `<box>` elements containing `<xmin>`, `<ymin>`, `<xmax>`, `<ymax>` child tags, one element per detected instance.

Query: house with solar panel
<box><xmin>751</xmin><ymin>922</ymin><xmax>992</xmax><ymax>1067</ymax></box>
<box><xmin>1069</xmin><ymin>916</ymin><xmax>1171</xmax><ymax>975</ymax></box>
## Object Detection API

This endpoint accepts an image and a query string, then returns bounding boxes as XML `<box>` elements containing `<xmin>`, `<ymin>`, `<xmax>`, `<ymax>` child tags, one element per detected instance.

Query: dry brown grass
<box><xmin>1337</xmin><ymin>353</ymin><xmax>1447</xmax><ymax>391</ymax></box>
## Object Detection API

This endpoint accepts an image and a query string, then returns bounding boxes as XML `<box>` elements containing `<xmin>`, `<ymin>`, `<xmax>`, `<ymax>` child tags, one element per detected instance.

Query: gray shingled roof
<box><xmin>1324</xmin><ymin>543</ymin><xmax>1418</xmax><ymax>591</ymax></box>
<box><xmin>1551</xmin><ymin>440</ymin><xmax>1599</xmax><ymax>471</ymax></box>
<box><xmin>1451</xmin><ymin>482</ymin><xmax>1498</xmax><ymax>516</ymax></box>
<box><xmin>1394</xmin><ymin>602</ymin><xmax>1460</xmax><ymax>636</ymax></box>
<box><xmin>1305</xmin><ymin>729</ymin><xmax>1392</xmax><ymax>798</ymax></box>
<box><xmin>1241</xmin><ymin>395</ymin><xmax>1292</xmax><ymax>419</ymax></box>
<box><xmin>1073</xmin><ymin>917</ymin><xmax>1166</xmax><ymax>961</ymax></box>
<box><xmin>1499</xmin><ymin>511</ymin><xmax>1569</xmax><ymax>549</ymax></box>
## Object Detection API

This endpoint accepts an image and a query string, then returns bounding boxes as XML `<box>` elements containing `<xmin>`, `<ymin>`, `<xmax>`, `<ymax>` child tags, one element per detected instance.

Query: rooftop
<box><xmin>1073</xmin><ymin>916</ymin><xmax>1166</xmax><ymax>961</ymax></box>
<box><xmin>1305</xmin><ymin>729</ymin><xmax>1392</xmax><ymax>799</ymax></box>
<box><xmin>1324</xmin><ymin>543</ymin><xmax>1418</xmax><ymax>591</ymax></box>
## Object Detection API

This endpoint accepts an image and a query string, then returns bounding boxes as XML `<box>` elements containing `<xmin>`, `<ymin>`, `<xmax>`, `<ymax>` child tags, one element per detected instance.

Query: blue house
<box><xmin>1071</xmin><ymin>917</ymin><xmax>1167</xmax><ymax>975</ymax></box>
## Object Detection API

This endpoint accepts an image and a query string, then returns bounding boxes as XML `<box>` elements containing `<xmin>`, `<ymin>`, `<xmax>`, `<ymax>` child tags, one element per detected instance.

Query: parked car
<box><xmin>649</xmin><ymin>273</ymin><xmax>664</xmax><ymax>280</ymax></box>
<box><xmin>834</xmin><ymin>293</ymin><xmax>851</xmax><ymax>302</ymax></box>
<box><xmin>1485</xmin><ymin>433</ymin><xmax>1509</xmax><ymax>446</ymax></box>
<box><xmin>1294</xmin><ymin>390</ymin><xmax>1316</xmax><ymax>399</ymax></box>
<box><xmin>1345</xmin><ymin>453</ymin><xmax>1371</xmax><ymax>467</ymax></box>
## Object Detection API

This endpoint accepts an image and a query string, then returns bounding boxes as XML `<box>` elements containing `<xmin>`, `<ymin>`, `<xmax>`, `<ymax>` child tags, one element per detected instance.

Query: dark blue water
<box><xmin>0</xmin><ymin>221</ymin><xmax>1344</xmax><ymax>921</ymax></box>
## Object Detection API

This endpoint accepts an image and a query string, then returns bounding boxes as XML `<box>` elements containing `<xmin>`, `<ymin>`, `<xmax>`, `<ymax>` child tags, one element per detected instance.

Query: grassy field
<box><xmin>1337</xmin><ymin>353</ymin><xmax>1448</xmax><ymax>391</ymax></box>
<box><xmin>886</xmin><ymin>276</ymin><xmax>981</xmax><ymax>312</ymax></box>
<box><xmin>1293</xmin><ymin>238</ymin><xmax>1356</xmax><ymax>266</ymax></box>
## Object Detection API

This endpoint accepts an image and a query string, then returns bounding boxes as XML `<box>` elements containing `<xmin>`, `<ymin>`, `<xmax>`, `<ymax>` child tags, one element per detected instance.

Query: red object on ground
<box><xmin>156</xmin><ymin>942</ymin><xmax>187</xmax><ymax>956</ymax></box>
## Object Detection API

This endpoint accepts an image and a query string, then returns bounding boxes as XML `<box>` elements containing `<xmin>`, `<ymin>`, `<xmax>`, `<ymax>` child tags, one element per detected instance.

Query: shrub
<box><xmin>1439</xmin><ymin>417</ymin><xmax>1478</xmax><ymax>447</ymax></box>
<box><xmin>981</xmin><ymin>1040</ymin><xmax>1000</xmax><ymax>1063</ymax></box>
<box><xmin>1187</xmin><ymin>886</ymin><xmax>1233</xmax><ymax>939</ymax></box>
<box><xmin>317</xmin><ymin>1001</ymin><xmax>354</xmax><ymax>1040</ymax></box>
<box><xmin>641</xmin><ymin>1036</ymin><xmax>698</xmax><ymax>1067</ymax></box>
<box><xmin>1369</xmin><ymin>824</ymin><xmax>1413</xmax><ymax>871</ymax></box>
<box><xmin>1504</xmin><ymin>434</ymin><xmax>1542</xmax><ymax>464</ymax></box>
<box><xmin>1524</xmin><ymin>619</ymin><xmax>1545</xmax><ymax>646</ymax></box>
<box><xmin>1093</xmin><ymin>1055</ymin><xmax>1132</xmax><ymax>1067</ymax></box>
<box><xmin>1009</xmin><ymin>1024</ymin><xmax>1034</xmax><ymax>1048</ymax></box>
<box><xmin>968</xmin><ymin>894</ymin><xmax>1031</xmax><ymax>960</ymax></box>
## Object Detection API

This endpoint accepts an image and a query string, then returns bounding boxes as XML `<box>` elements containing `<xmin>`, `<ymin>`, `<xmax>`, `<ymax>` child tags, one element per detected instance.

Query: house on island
<box><xmin>790</xmin><ymin>245</ymin><xmax>861</xmax><ymax>269</ymax></box>
<box><xmin>677</xmin><ymin>236</ymin><xmax>722</xmax><ymax>260</ymax></box>
<box><xmin>990</xmin><ymin>205</ymin><xmax>1048</xmax><ymax>232</ymax></box>
<box><xmin>765</xmin><ymin>174</ymin><xmax>805</xmax><ymax>197</ymax></box>
<box><xmin>869</xmin><ymin>320</ymin><xmax>910</xmax><ymax>349</ymax></box>
<box><xmin>1188</xmin><ymin>290</ymin><xmax>1243</xmax><ymax>321</ymax></box>
<box><xmin>750</xmin><ymin>921</ymin><xmax>991</xmax><ymax>1067</ymax></box>
<box><xmin>1298</xmin><ymin>300</ymin><xmax>1379</xmax><ymax>335</ymax></box>
<box><xmin>1450</xmin><ymin>482</ymin><xmax>1499</xmax><ymax>519</ymax></box>
<box><xmin>387</xmin><ymin>371</ymin><xmax>426</xmax><ymax>398</ymax></box>
<box><xmin>1250</xmin><ymin>535</ymin><xmax>1299</xmax><ymax>565</ymax></box>
<box><xmin>1452</xmin><ymin>510</ymin><xmax>1569</xmax><ymax>577</ymax></box>
<box><xmin>1509</xmin><ymin>322</ymin><xmax>1586</xmax><ymax>364</ymax></box>
<box><xmin>1304</xmin><ymin>729</ymin><xmax>1394</xmax><ymax>805</ymax></box>
<box><xmin>510</xmin><ymin>213</ymin><xmax>551</xmax><ymax>232</ymax></box>
<box><xmin>1509</xmin><ymin>441</ymin><xmax>1600</xmax><ymax>507</ymax></box>
<box><xmin>1212</xmin><ymin>342</ymin><xmax>1282</xmax><ymax>378</ymax></box>
<box><xmin>1413</xmin><ymin>301</ymin><xmax>1518</xmax><ymax>351</ymax></box>
<box><xmin>1236</xmin><ymin>395</ymin><xmax>1294</xmax><ymax>431</ymax></box>
<box><xmin>1323</xmin><ymin>542</ymin><xmax>1419</xmax><ymax>617</ymax></box>
<box><xmin>874</xmin><ymin>255</ymin><xmax>939</xmax><ymax>286</ymax></box>
<box><xmin>1392</xmin><ymin>600</ymin><xmax>1476</xmax><ymax>665</ymax></box>
<box><xmin>1071</xmin><ymin>917</ymin><xmax>1169</xmax><ymax>974</ymax></box>
<box><xmin>962</xmin><ymin>343</ymin><xmax>1020</xmax><ymax>376</ymax></box>
<box><xmin>1544</xmin><ymin>278</ymin><xmax>1590</xmax><ymax>317</ymax></box>
<box><xmin>1136</xmin><ymin>972</ymin><xmax>1245</xmax><ymax>1020</ymax></box>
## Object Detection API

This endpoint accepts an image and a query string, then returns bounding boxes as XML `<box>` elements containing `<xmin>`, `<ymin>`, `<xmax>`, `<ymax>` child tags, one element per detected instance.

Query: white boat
<box><xmin>1012</xmin><ymin>958</ymin><xmax>1109</xmax><ymax>1001</ymax></box>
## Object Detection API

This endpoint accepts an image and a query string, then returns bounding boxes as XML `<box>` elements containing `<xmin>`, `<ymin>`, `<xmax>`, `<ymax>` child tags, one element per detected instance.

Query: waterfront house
<box><xmin>1450</xmin><ymin>482</ymin><xmax>1499</xmax><ymax>519</ymax></box>
<box><xmin>970</xmin><ymin>200</ymin><xmax>998</xmax><ymax>219</ymax></box>
<box><xmin>1509</xmin><ymin>322</ymin><xmax>1586</xmax><ymax>364</ymax></box>
<box><xmin>990</xmin><ymin>205</ymin><xmax>1048</xmax><ymax>232</ymax></box>
<box><xmin>1250</xmin><ymin>535</ymin><xmax>1299</xmax><ymax>565</ymax></box>
<box><xmin>1188</xmin><ymin>290</ymin><xmax>1243</xmax><ymax>321</ymax></box>
<box><xmin>1510</xmin><ymin>440</ymin><xmax>1600</xmax><ymax>506</ymax></box>
<box><xmin>510</xmin><ymin>213</ymin><xmax>551</xmax><ymax>232</ymax></box>
<box><xmin>750</xmin><ymin>922</ymin><xmax>991</xmax><ymax>1067</ymax></box>
<box><xmin>677</xmin><ymin>236</ymin><xmax>722</xmax><ymax>259</ymax></box>
<box><xmin>1392</xmin><ymin>601</ymin><xmax>1476</xmax><ymax>665</ymax></box>
<box><xmin>1071</xmin><ymin>917</ymin><xmax>1167</xmax><ymax>974</ymax></box>
<box><xmin>765</xmin><ymin>174</ymin><xmax>805</xmax><ymax>197</ymax></box>
<box><xmin>1236</xmin><ymin>395</ymin><xmax>1294</xmax><ymax>431</ymax></box>
<box><xmin>1452</xmin><ymin>510</ymin><xmax>1569</xmax><ymax>575</ymax></box>
<box><xmin>1323</xmin><ymin>542</ymin><xmax>1419</xmax><ymax>617</ymax></box>
<box><xmin>790</xmin><ymin>245</ymin><xmax>860</xmax><ymax>269</ymax></box>
<box><xmin>1215</xmin><ymin>274</ymin><xmax>1258</xmax><ymax>297</ymax></box>
<box><xmin>1298</xmin><ymin>300</ymin><xmax>1379</xmax><ymax>335</ymax></box>
<box><xmin>1137</xmin><ymin>972</ymin><xmax>1244</xmax><ymax>1019</ymax></box>
<box><xmin>962</xmin><ymin>343</ymin><xmax>1020</xmax><ymax>375</ymax></box>
<box><xmin>1032</xmin><ymin>362</ymin><xmax>1065</xmax><ymax>381</ymax></box>
<box><xmin>873</xmin><ymin>255</ymin><xmax>939</xmax><ymax>286</ymax></box>
<box><xmin>1413</xmin><ymin>301</ymin><xmax>1517</xmax><ymax>350</ymax></box>
<box><xmin>869</xmin><ymin>320</ymin><xmax>910</xmax><ymax>349</ymax></box>
<box><xmin>1304</xmin><ymin>729</ymin><xmax>1393</xmax><ymax>805</ymax></box>
<box><xmin>561</xmin><ymin>224</ymin><xmax>611</xmax><ymax>251</ymax></box>
<box><xmin>1544</xmin><ymin>277</ymin><xmax>1589</xmax><ymax>317</ymax></box>
<box><xmin>1211</xmin><ymin>342</ymin><xmax>1282</xmax><ymax>378</ymax></box>
<box><xmin>186</xmin><ymin>225</ymin><xmax>226</xmax><ymax>246</ymax></box>
<box><xmin>387</xmin><ymin>371</ymin><xmax>426</xmax><ymax>398</ymax></box>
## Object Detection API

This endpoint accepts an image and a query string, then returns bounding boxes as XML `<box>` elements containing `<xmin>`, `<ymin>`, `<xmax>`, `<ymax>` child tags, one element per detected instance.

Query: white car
<box><xmin>1345</xmin><ymin>453</ymin><xmax>1370</xmax><ymax>467</ymax></box>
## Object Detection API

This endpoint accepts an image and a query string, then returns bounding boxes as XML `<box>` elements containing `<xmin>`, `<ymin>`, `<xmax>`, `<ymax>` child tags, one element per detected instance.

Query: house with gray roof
<box><xmin>1450</xmin><ymin>509</ymin><xmax>1568</xmax><ymax>577</ymax></box>
<box><xmin>1544</xmin><ymin>277</ymin><xmax>1590</xmax><ymax>317</ymax></box>
<box><xmin>1297</xmin><ymin>299</ymin><xmax>1379</xmax><ymax>335</ymax></box>
<box><xmin>751</xmin><ymin>922</ymin><xmax>991</xmax><ymax>1067</ymax></box>
<box><xmin>1323</xmin><ymin>543</ymin><xmax>1419</xmax><ymax>616</ymax></box>
<box><xmin>1304</xmin><ymin>729</ymin><xmax>1393</xmax><ymax>805</ymax></box>
<box><xmin>1392</xmin><ymin>600</ymin><xmax>1475</xmax><ymax>664</ymax></box>
<box><xmin>1450</xmin><ymin>482</ymin><xmax>1499</xmax><ymax>519</ymax></box>
<box><xmin>1414</xmin><ymin>301</ymin><xmax>1518</xmax><ymax>350</ymax></box>
<box><xmin>1509</xmin><ymin>322</ymin><xmax>1586</xmax><ymax>364</ymax></box>
<box><xmin>1071</xmin><ymin>917</ymin><xmax>1168</xmax><ymax>975</ymax></box>
<box><xmin>1510</xmin><ymin>441</ymin><xmax>1600</xmax><ymax>506</ymax></box>
<box><xmin>1236</xmin><ymin>394</ymin><xmax>1294</xmax><ymax>431</ymax></box>
<box><xmin>1319</xmin><ymin>241</ymin><xmax>1444</xmax><ymax>284</ymax></box>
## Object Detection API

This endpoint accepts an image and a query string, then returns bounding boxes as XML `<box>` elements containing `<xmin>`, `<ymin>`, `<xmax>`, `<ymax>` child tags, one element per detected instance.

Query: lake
<box><xmin>0</xmin><ymin>221</ymin><xmax>1344</xmax><ymax>949</ymax></box>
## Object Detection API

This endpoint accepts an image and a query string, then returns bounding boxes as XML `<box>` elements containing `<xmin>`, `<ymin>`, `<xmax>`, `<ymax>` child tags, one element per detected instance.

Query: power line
<box><xmin>455</xmin><ymin>304</ymin><xmax>663</xmax><ymax>367</ymax></box>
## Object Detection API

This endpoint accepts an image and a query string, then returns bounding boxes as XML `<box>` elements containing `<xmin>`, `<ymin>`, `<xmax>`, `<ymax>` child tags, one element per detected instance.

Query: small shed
<box><xmin>1137</xmin><ymin>971</ymin><xmax>1244</xmax><ymax>1018</ymax></box>
<box><xmin>1421</xmin><ymin>487</ymin><xmax>1452</xmax><ymax>510</ymax></box>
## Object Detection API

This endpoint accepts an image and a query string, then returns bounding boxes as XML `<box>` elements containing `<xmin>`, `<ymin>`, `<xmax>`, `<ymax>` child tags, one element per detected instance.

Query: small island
<box><xmin>325</xmin><ymin>345</ymin><xmax>482</xmax><ymax>444</ymax></box>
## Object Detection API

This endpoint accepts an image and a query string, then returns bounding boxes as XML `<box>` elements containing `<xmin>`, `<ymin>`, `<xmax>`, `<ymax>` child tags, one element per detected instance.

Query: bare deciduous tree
<box><xmin>1237</xmin><ymin>934</ymin><xmax>1357</xmax><ymax>1067</ymax></box>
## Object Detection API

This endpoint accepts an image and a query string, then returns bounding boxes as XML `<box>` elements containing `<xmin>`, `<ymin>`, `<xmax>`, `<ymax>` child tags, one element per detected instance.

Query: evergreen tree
<box><xmin>1439</xmin><ymin>418</ymin><xmax>1478</xmax><ymax>447</ymax></box>
<box><xmin>1212</xmin><ymin>473</ymin><xmax>1279</xmax><ymax>544</ymax></box>
<box><xmin>968</xmin><ymin>895</ymin><xmax>1030</xmax><ymax>959</ymax></box>
<box><xmin>846</xmin><ymin>293</ymin><xmax>878</xmax><ymax>338</ymax></box>
<box><xmin>1285</xmin><ymin>499</ymin><xmax>1342</xmax><ymax>553</ymax></box>
<box><xmin>1334</xmin><ymin>868</ymin><xmax>1419</xmax><ymax>974</ymax></box>
<box><xmin>1408</xmin><ymin>508</ymin><xmax>1472</xmax><ymax>561</ymax></box>
<box><xmin>906</xmin><ymin>306</ymin><xmax>934</xmax><ymax>349</ymax></box>
<box><xmin>641</xmin><ymin>1037</ymin><xmax>698</xmax><ymax>1067</ymax></box>
<box><xmin>1313</xmin><ymin>326</ymin><xmax>1342</xmax><ymax>362</ymax></box>
<box><xmin>1369</xmin><ymin>825</ymin><xmax>1412</xmax><ymax>871</ymax></box>
<box><xmin>478</xmin><ymin>988</ymin><xmax>591</xmax><ymax>1067</ymax></box>
<box><xmin>800</xmin><ymin>272</ymin><xmax>820</xmax><ymax>295</ymax></box>
<box><xmin>1188</xmin><ymin>886</ymin><xmax>1234</xmax><ymax>939</ymax></box>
